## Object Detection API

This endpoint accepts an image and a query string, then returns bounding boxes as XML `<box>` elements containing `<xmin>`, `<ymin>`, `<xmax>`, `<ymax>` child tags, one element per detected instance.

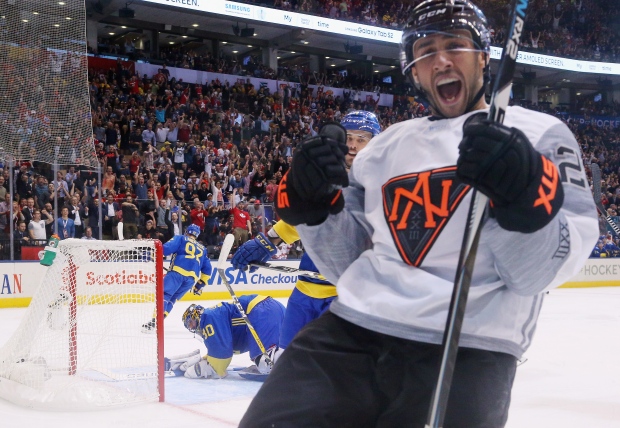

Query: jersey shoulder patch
<box><xmin>382</xmin><ymin>166</ymin><xmax>469</xmax><ymax>267</ymax></box>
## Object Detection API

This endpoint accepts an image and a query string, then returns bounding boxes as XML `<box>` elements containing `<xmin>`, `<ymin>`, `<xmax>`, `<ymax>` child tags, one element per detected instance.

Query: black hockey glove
<box><xmin>457</xmin><ymin>113</ymin><xmax>564</xmax><ymax>233</ymax></box>
<box><xmin>275</xmin><ymin>123</ymin><xmax>348</xmax><ymax>226</ymax></box>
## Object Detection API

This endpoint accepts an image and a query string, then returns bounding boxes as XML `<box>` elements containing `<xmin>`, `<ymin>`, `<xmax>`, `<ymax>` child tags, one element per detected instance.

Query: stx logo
<box><xmin>534</xmin><ymin>156</ymin><xmax>560</xmax><ymax>214</ymax></box>
<box><xmin>277</xmin><ymin>174</ymin><xmax>290</xmax><ymax>208</ymax></box>
<box><xmin>383</xmin><ymin>167</ymin><xmax>469</xmax><ymax>266</ymax></box>
<box><xmin>506</xmin><ymin>0</ymin><xmax>528</xmax><ymax>59</ymax></box>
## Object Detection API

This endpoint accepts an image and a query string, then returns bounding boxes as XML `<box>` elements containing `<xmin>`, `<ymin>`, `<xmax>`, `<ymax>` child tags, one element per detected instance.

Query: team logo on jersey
<box><xmin>382</xmin><ymin>167</ymin><xmax>469</xmax><ymax>267</ymax></box>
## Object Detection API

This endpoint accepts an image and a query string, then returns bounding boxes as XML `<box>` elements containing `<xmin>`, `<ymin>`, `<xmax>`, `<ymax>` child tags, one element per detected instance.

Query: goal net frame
<box><xmin>0</xmin><ymin>239</ymin><xmax>165</xmax><ymax>410</ymax></box>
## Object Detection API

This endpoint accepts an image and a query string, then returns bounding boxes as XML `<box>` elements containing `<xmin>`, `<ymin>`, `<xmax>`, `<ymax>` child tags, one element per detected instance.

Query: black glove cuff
<box><xmin>492</xmin><ymin>154</ymin><xmax>564</xmax><ymax>233</ymax></box>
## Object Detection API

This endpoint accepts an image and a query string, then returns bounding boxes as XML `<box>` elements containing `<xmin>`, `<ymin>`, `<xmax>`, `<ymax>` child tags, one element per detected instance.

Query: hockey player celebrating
<box><xmin>178</xmin><ymin>296</ymin><xmax>285</xmax><ymax>378</ymax></box>
<box><xmin>143</xmin><ymin>224</ymin><xmax>212</xmax><ymax>332</ymax></box>
<box><xmin>241</xmin><ymin>1</ymin><xmax>599</xmax><ymax>426</ymax></box>
<box><xmin>230</xmin><ymin>111</ymin><xmax>381</xmax><ymax>364</ymax></box>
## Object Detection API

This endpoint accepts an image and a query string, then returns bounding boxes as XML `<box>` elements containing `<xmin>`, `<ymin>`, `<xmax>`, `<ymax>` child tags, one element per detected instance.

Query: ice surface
<box><xmin>0</xmin><ymin>290</ymin><xmax>619</xmax><ymax>428</ymax></box>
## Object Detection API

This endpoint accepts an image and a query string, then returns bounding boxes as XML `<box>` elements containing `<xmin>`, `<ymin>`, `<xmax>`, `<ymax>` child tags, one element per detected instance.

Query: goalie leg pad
<box><xmin>184</xmin><ymin>360</ymin><xmax>221</xmax><ymax>379</ymax></box>
<box><xmin>178</xmin><ymin>354</ymin><xmax>203</xmax><ymax>372</ymax></box>
<box><xmin>164</xmin><ymin>349</ymin><xmax>202</xmax><ymax>376</ymax></box>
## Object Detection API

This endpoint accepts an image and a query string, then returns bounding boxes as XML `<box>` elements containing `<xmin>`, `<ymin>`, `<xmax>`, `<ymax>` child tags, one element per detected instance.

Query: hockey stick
<box><xmin>218</xmin><ymin>234</ymin><xmax>274</xmax><ymax>368</ymax></box>
<box><xmin>591</xmin><ymin>163</ymin><xmax>620</xmax><ymax>237</ymax></box>
<box><xmin>426</xmin><ymin>1</ymin><xmax>529</xmax><ymax>427</ymax></box>
<box><xmin>249</xmin><ymin>262</ymin><xmax>326</xmax><ymax>280</ymax></box>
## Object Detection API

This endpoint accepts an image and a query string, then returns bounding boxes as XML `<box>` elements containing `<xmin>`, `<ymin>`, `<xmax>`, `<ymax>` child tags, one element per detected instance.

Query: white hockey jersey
<box><xmin>297</xmin><ymin>106</ymin><xmax>598</xmax><ymax>358</ymax></box>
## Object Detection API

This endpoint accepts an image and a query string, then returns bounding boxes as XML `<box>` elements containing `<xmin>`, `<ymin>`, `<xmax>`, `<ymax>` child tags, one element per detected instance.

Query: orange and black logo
<box><xmin>276</xmin><ymin>172</ymin><xmax>290</xmax><ymax>209</ymax></box>
<box><xmin>383</xmin><ymin>167</ymin><xmax>469</xmax><ymax>267</ymax></box>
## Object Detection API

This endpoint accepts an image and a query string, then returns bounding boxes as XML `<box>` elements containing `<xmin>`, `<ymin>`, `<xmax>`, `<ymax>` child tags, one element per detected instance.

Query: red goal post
<box><xmin>0</xmin><ymin>239</ymin><xmax>164</xmax><ymax>409</ymax></box>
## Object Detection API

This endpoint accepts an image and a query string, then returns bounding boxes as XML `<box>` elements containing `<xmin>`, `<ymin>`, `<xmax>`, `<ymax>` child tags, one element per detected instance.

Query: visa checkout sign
<box><xmin>143</xmin><ymin>0</ymin><xmax>620</xmax><ymax>75</ymax></box>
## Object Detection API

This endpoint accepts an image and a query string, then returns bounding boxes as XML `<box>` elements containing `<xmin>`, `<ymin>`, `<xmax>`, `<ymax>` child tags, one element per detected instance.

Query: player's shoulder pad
<box><xmin>503</xmin><ymin>106</ymin><xmax>567</xmax><ymax>147</ymax></box>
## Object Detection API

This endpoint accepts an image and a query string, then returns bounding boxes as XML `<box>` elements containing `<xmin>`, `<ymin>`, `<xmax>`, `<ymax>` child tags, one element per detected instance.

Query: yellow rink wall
<box><xmin>0</xmin><ymin>258</ymin><xmax>617</xmax><ymax>308</ymax></box>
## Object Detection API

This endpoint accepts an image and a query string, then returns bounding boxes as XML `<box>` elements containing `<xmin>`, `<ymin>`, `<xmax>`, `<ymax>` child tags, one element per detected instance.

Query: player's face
<box><xmin>345</xmin><ymin>130</ymin><xmax>373</xmax><ymax>168</ymax></box>
<box><xmin>186</xmin><ymin>316</ymin><xmax>198</xmax><ymax>332</ymax></box>
<box><xmin>411</xmin><ymin>30</ymin><xmax>487</xmax><ymax>118</ymax></box>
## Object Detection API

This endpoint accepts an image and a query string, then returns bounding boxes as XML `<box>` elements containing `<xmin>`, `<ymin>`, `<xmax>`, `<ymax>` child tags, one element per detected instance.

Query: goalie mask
<box><xmin>182</xmin><ymin>304</ymin><xmax>204</xmax><ymax>334</ymax></box>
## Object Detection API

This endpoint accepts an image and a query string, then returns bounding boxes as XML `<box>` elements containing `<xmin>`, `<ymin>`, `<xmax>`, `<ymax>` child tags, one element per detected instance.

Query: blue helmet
<box><xmin>186</xmin><ymin>224</ymin><xmax>201</xmax><ymax>238</ymax></box>
<box><xmin>340</xmin><ymin>111</ymin><xmax>382</xmax><ymax>137</ymax></box>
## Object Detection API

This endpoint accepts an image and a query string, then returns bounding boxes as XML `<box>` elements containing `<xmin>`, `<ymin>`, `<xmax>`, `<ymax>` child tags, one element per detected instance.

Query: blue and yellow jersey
<box><xmin>272</xmin><ymin>221</ymin><xmax>337</xmax><ymax>299</ymax></box>
<box><xmin>163</xmin><ymin>235</ymin><xmax>212</xmax><ymax>283</ymax></box>
<box><xmin>198</xmin><ymin>294</ymin><xmax>271</xmax><ymax>376</ymax></box>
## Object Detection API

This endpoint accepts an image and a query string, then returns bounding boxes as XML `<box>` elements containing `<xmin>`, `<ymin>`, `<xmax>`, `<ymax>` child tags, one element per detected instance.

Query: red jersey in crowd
<box><xmin>190</xmin><ymin>207</ymin><xmax>209</xmax><ymax>231</ymax></box>
<box><xmin>230</xmin><ymin>206</ymin><xmax>250</xmax><ymax>230</ymax></box>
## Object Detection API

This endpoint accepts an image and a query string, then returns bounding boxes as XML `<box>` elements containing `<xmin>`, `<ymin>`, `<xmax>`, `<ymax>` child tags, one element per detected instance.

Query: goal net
<box><xmin>0</xmin><ymin>0</ymin><xmax>97</xmax><ymax>167</ymax></box>
<box><xmin>0</xmin><ymin>239</ymin><xmax>164</xmax><ymax>410</ymax></box>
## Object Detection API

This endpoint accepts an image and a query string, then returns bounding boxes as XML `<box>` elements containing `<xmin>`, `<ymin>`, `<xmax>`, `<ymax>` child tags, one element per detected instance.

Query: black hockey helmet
<box><xmin>400</xmin><ymin>0</ymin><xmax>491</xmax><ymax>87</ymax></box>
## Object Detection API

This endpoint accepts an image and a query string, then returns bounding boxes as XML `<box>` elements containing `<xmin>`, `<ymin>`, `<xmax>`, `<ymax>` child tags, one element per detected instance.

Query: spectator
<box><xmin>156</xmin><ymin>123</ymin><xmax>169</xmax><ymax>145</ymax></box>
<box><xmin>247</xmin><ymin>199</ymin><xmax>265</xmax><ymax>220</ymax></box>
<box><xmin>142</xmin><ymin>123</ymin><xmax>156</xmax><ymax>150</ymax></box>
<box><xmin>65</xmin><ymin>195</ymin><xmax>88</xmax><ymax>239</ymax></box>
<box><xmin>81</xmin><ymin>226</ymin><xmax>97</xmax><ymax>240</ymax></box>
<box><xmin>56</xmin><ymin>207</ymin><xmax>75</xmax><ymax>240</ymax></box>
<box><xmin>102</xmin><ymin>166</ymin><xmax>117</xmax><ymax>194</ymax></box>
<box><xmin>121</xmin><ymin>196</ymin><xmax>140</xmax><ymax>239</ymax></box>
<box><xmin>0</xmin><ymin>193</ymin><xmax>10</xmax><ymax>235</ymax></box>
<box><xmin>22</xmin><ymin>198</ymin><xmax>35</xmax><ymax>226</ymax></box>
<box><xmin>0</xmin><ymin>176</ymin><xmax>7</xmax><ymax>201</ymax></box>
<box><xmin>14</xmin><ymin>221</ymin><xmax>30</xmax><ymax>259</ymax></box>
<box><xmin>230</xmin><ymin>191</ymin><xmax>252</xmax><ymax>247</ymax></box>
<box><xmin>28</xmin><ymin>209</ymin><xmax>51</xmax><ymax>243</ymax></box>
<box><xmin>102</xmin><ymin>194</ymin><xmax>120</xmax><ymax>240</ymax></box>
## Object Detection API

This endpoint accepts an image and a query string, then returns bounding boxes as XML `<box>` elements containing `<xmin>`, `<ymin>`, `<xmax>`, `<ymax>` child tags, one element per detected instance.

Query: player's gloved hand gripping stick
<box><xmin>275</xmin><ymin>123</ymin><xmax>349</xmax><ymax>226</ymax></box>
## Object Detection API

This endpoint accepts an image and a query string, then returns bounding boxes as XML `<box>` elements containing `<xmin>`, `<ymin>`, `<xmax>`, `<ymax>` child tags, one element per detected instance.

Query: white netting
<box><xmin>0</xmin><ymin>0</ymin><xmax>97</xmax><ymax>167</ymax></box>
<box><xmin>0</xmin><ymin>239</ymin><xmax>163</xmax><ymax>410</ymax></box>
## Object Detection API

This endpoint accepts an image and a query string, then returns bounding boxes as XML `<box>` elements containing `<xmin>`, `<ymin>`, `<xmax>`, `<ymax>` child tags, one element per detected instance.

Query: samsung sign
<box><xmin>142</xmin><ymin>0</ymin><xmax>620</xmax><ymax>75</ymax></box>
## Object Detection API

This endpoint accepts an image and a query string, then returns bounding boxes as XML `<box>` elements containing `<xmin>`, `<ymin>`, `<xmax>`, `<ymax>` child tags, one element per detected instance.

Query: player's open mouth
<box><xmin>436</xmin><ymin>77</ymin><xmax>462</xmax><ymax>104</ymax></box>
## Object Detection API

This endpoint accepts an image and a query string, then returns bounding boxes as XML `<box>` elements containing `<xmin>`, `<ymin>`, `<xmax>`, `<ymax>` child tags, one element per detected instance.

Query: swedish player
<box><xmin>142</xmin><ymin>224</ymin><xmax>212</xmax><ymax>332</ymax></box>
<box><xmin>231</xmin><ymin>111</ymin><xmax>381</xmax><ymax>363</ymax></box>
<box><xmin>178</xmin><ymin>296</ymin><xmax>285</xmax><ymax>378</ymax></box>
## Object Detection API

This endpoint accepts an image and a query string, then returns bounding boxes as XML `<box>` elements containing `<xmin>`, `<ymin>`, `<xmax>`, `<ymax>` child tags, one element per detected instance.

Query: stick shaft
<box><xmin>426</xmin><ymin>1</ymin><xmax>530</xmax><ymax>426</ymax></box>
<box><xmin>218</xmin><ymin>234</ymin><xmax>273</xmax><ymax>367</ymax></box>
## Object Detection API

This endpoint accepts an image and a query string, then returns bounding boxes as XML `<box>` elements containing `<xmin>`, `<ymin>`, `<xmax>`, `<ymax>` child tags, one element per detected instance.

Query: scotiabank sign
<box><xmin>85</xmin><ymin>269</ymin><xmax>157</xmax><ymax>286</ymax></box>
<box><xmin>76</xmin><ymin>262</ymin><xmax>157</xmax><ymax>290</ymax></box>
